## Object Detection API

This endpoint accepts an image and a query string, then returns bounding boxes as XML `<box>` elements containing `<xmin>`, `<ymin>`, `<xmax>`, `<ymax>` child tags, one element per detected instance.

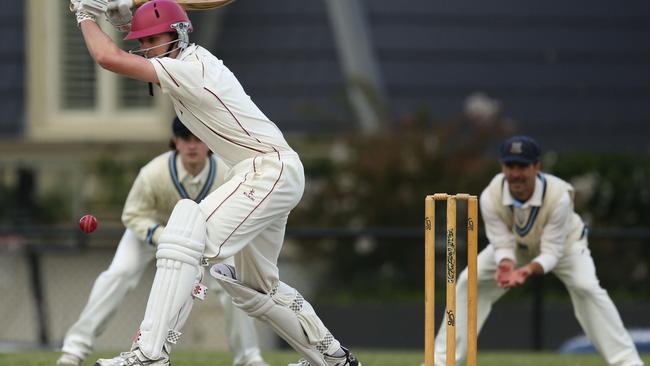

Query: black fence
<box><xmin>1</xmin><ymin>225</ymin><xmax>648</xmax><ymax>350</ymax></box>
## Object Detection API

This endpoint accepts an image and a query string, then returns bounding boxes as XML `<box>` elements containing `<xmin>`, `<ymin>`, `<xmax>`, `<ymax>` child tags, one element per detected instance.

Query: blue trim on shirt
<box><xmin>168</xmin><ymin>151</ymin><xmax>190</xmax><ymax>199</ymax></box>
<box><xmin>194</xmin><ymin>156</ymin><xmax>216</xmax><ymax>202</ymax></box>
<box><xmin>512</xmin><ymin>173</ymin><xmax>547</xmax><ymax>237</ymax></box>
<box><xmin>539</xmin><ymin>172</ymin><xmax>547</xmax><ymax>200</ymax></box>
<box><xmin>146</xmin><ymin>224</ymin><xmax>161</xmax><ymax>246</ymax></box>
<box><xmin>168</xmin><ymin>151</ymin><xmax>215</xmax><ymax>203</ymax></box>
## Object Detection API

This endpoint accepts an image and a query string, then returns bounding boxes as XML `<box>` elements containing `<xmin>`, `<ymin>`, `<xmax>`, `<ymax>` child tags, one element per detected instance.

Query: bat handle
<box><xmin>133</xmin><ymin>0</ymin><xmax>149</xmax><ymax>8</ymax></box>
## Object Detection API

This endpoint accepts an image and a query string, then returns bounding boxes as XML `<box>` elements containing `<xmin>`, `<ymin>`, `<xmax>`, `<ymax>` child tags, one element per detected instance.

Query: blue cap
<box><xmin>499</xmin><ymin>135</ymin><xmax>540</xmax><ymax>165</ymax></box>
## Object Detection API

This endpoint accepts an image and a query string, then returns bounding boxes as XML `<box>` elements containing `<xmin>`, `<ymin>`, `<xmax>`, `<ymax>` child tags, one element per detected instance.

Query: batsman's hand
<box><xmin>70</xmin><ymin>0</ymin><xmax>109</xmax><ymax>17</ymax></box>
<box><xmin>70</xmin><ymin>0</ymin><xmax>109</xmax><ymax>25</ymax></box>
<box><xmin>69</xmin><ymin>0</ymin><xmax>81</xmax><ymax>12</ymax></box>
<box><xmin>106</xmin><ymin>0</ymin><xmax>133</xmax><ymax>32</ymax></box>
<box><xmin>107</xmin><ymin>0</ymin><xmax>133</xmax><ymax>9</ymax></box>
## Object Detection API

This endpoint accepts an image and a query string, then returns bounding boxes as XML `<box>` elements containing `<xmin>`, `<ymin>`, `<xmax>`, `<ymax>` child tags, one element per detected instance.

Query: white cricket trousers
<box><xmin>199</xmin><ymin>152</ymin><xmax>305</xmax><ymax>293</ymax></box>
<box><xmin>198</xmin><ymin>152</ymin><xmax>341</xmax><ymax>354</ymax></box>
<box><xmin>434</xmin><ymin>241</ymin><xmax>643</xmax><ymax>366</ymax></box>
<box><xmin>61</xmin><ymin>229</ymin><xmax>264</xmax><ymax>365</ymax></box>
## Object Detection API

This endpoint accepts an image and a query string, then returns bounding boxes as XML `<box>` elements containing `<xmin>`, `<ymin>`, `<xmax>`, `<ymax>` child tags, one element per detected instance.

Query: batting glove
<box><xmin>70</xmin><ymin>0</ymin><xmax>109</xmax><ymax>25</ymax></box>
<box><xmin>106</xmin><ymin>0</ymin><xmax>133</xmax><ymax>32</ymax></box>
<box><xmin>107</xmin><ymin>0</ymin><xmax>134</xmax><ymax>10</ymax></box>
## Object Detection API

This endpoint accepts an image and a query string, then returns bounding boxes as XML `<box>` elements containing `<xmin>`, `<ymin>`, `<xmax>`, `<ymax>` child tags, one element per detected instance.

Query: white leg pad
<box><xmin>211</xmin><ymin>268</ymin><xmax>338</xmax><ymax>366</ymax></box>
<box><xmin>137</xmin><ymin>199</ymin><xmax>206</xmax><ymax>360</ymax></box>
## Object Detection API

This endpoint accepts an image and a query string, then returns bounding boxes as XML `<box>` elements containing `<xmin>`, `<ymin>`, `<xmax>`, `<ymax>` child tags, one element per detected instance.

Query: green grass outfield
<box><xmin>1</xmin><ymin>350</ymin><xmax>649</xmax><ymax>366</ymax></box>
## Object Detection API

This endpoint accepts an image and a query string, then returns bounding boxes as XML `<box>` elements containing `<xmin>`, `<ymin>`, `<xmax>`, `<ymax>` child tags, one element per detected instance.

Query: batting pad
<box><xmin>211</xmin><ymin>270</ymin><xmax>338</xmax><ymax>366</ymax></box>
<box><xmin>138</xmin><ymin>200</ymin><xmax>206</xmax><ymax>360</ymax></box>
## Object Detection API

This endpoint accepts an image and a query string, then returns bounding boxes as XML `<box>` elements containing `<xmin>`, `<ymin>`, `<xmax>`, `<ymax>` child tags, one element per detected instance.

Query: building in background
<box><xmin>1</xmin><ymin>0</ymin><xmax>649</xmax><ymax>147</ymax></box>
<box><xmin>0</xmin><ymin>0</ymin><xmax>649</xmax><ymax>353</ymax></box>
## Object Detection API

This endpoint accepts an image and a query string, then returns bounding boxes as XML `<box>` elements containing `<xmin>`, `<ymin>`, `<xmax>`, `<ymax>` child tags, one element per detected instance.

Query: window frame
<box><xmin>27</xmin><ymin>0</ymin><xmax>173</xmax><ymax>142</ymax></box>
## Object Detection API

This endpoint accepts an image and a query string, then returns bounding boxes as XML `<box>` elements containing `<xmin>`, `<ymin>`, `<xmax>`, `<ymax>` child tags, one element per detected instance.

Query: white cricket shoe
<box><xmin>56</xmin><ymin>352</ymin><xmax>84</xmax><ymax>366</ymax></box>
<box><xmin>94</xmin><ymin>348</ymin><xmax>169</xmax><ymax>366</ymax></box>
<box><xmin>288</xmin><ymin>347</ymin><xmax>361</xmax><ymax>366</ymax></box>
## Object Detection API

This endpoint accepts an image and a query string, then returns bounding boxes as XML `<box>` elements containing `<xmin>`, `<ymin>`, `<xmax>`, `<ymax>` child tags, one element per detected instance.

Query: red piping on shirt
<box><xmin>154</xmin><ymin>59</ymin><xmax>180</xmax><ymax>87</ymax></box>
<box><xmin>177</xmin><ymin>100</ymin><xmax>269</xmax><ymax>154</ymax></box>
<box><xmin>210</xmin><ymin>161</ymin><xmax>284</xmax><ymax>259</ymax></box>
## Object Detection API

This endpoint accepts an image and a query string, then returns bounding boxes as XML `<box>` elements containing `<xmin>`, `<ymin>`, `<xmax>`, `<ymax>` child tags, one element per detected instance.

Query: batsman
<box><xmin>69</xmin><ymin>0</ymin><xmax>361</xmax><ymax>365</ymax></box>
<box><xmin>434</xmin><ymin>136</ymin><xmax>643</xmax><ymax>366</ymax></box>
<box><xmin>57</xmin><ymin>118</ymin><xmax>270</xmax><ymax>366</ymax></box>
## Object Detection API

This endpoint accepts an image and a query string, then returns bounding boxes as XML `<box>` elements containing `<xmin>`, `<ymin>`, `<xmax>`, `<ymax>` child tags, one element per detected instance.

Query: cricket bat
<box><xmin>133</xmin><ymin>0</ymin><xmax>236</xmax><ymax>11</ymax></box>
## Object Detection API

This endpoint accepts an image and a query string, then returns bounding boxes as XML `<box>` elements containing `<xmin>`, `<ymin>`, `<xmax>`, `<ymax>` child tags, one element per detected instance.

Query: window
<box><xmin>59</xmin><ymin>2</ymin><xmax>96</xmax><ymax>110</ymax></box>
<box><xmin>27</xmin><ymin>0</ymin><xmax>172</xmax><ymax>141</ymax></box>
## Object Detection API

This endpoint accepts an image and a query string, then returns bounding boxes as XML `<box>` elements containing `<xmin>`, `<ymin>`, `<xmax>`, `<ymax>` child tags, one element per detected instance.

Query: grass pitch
<box><xmin>1</xmin><ymin>350</ymin><xmax>648</xmax><ymax>365</ymax></box>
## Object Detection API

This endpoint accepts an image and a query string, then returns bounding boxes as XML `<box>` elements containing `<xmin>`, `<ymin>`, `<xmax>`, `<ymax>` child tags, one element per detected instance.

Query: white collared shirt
<box><xmin>480</xmin><ymin>174</ymin><xmax>573</xmax><ymax>272</ymax></box>
<box><xmin>150</xmin><ymin>45</ymin><xmax>295</xmax><ymax>167</ymax></box>
<box><xmin>175</xmin><ymin>154</ymin><xmax>210</xmax><ymax>199</ymax></box>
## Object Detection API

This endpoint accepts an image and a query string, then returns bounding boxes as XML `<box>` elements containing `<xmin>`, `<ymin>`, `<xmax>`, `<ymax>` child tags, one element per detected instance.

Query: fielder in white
<box><xmin>70</xmin><ymin>0</ymin><xmax>361</xmax><ymax>365</ymax></box>
<box><xmin>57</xmin><ymin>119</ymin><xmax>270</xmax><ymax>366</ymax></box>
<box><xmin>434</xmin><ymin>136</ymin><xmax>643</xmax><ymax>366</ymax></box>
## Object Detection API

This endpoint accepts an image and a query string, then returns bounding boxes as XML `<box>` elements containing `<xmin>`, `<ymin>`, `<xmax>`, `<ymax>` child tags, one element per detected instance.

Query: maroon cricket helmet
<box><xmin>124</xmin><ymin>0</ymin><xmax>193</xmax><ymax>41</ymax></box>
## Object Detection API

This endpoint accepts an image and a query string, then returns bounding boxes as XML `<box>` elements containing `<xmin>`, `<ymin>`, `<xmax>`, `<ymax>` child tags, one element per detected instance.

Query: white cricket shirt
<box><xmin>151</xmin><ymin>45</ymin><xmax>295</xmax><ymax>167</ymax></box>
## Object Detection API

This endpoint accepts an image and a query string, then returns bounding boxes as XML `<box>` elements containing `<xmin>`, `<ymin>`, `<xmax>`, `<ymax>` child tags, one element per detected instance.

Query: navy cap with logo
<box><xmin>499</xmin><ymin>135</ymin><xmax>541</xmax><ymax>165</ymax></box>
<box><xmin>172</xmin><ymin>117</ymin><xmax>192</xmax><ymax>138</ymax></box>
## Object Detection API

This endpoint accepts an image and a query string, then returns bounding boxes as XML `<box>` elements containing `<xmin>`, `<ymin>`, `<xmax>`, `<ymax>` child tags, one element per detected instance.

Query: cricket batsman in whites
<box><xmin>57</xmin><ymin>118</ymin><xmax>270</xmax><ymax>366</ymax></box>
<box><xmin>69</xmin><ymin>0</ymin><xmax>361</xmax><ymax>365</ymax></box>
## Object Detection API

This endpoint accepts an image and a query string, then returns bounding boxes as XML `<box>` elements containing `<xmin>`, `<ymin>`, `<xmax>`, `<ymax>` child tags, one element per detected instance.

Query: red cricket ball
<box><xmin>79</xmin><ymin>214</ymin><xmax>98</xmax><ymax>234</ymax></box>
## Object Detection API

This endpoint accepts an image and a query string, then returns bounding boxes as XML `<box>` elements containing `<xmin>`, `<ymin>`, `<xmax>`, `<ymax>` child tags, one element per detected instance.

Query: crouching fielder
<box><xmin>70</xmin><ymin>0</ymin><xmax>361</xmax><ymax>365</ymax></box>
<box><xmin>58</xmin><ymin>119</ymin><xmax>269</xmax><ymax>366</ymax></box>
<box><xmin>434</xmin><ymin>136</ymin><xmax>643</xmax><ymax>366</ymax></box>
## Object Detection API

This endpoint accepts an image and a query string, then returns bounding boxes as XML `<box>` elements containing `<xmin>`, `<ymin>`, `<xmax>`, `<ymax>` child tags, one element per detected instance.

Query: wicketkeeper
<box><xmin>69</xmin><ymin>0</ymin><xmax>361</xmax><ymax>365</ymax></box>
<box><xmin>57</xmin><ymin>118</ymin><xmax>270</xmax><ymax>366</ymax></box>
<box><xmin>434</xmin><ymin>136</ymin><xmax>643</xmax><ymax>366</ymax></box>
